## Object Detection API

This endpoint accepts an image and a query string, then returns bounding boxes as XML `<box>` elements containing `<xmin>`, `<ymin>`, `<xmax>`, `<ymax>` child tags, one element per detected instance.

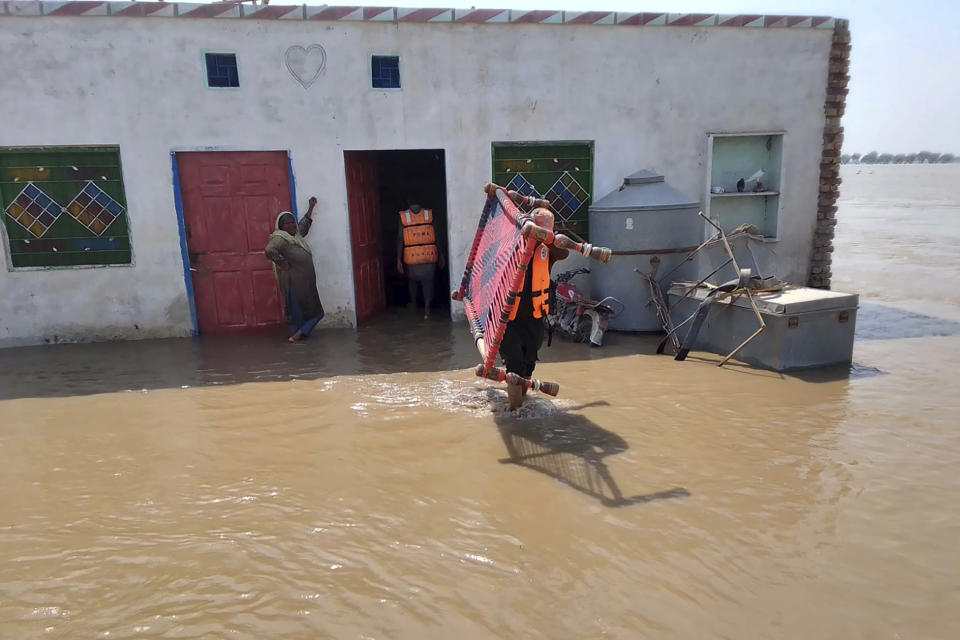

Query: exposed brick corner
<box><xmin>808</xmin><ymin>18</ymin><xmax>850</xmax><ymax>290</ymax></box>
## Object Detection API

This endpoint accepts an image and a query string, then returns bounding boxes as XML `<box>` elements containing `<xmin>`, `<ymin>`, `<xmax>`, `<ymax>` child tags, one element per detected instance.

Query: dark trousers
<box><xmin>500</xmin><ymin>317</ymin><xmax>545</xmax><ymax>378</ymax></box>
<box><xmin>406</xmin><ymin>263</ymin><xmax>436</xmax><ymax>309</ymax></box>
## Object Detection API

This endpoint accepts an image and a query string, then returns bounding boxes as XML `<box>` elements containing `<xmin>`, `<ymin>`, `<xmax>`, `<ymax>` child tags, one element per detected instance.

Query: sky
<box><xmin>263</xmin><ymin>0</ymin><xmax>960</xmax><ymax>154</ymax></box>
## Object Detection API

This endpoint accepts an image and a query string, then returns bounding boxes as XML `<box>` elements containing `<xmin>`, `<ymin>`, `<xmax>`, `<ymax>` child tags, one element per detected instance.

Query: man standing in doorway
<box><xmin>397</xmin><ymin>200</ymin><xmax>445</xmax><ymax>319</ymax></box>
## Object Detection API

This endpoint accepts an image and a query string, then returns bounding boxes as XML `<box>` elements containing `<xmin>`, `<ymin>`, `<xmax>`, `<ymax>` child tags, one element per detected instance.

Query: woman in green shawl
<box><xmin>264</xmin><ymin>197</ymin><xmax>325</xmax><ymax>342</ymax></box>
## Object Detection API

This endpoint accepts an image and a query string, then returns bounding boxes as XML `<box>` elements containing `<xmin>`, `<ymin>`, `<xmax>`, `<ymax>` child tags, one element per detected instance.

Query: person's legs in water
<box><xmin>297</xmin><ymin>308</ymin><xmax>325</xmax><ymax>339</ymax></box>
<box><xmin>420</xmin><ymin>272</ymin><xmax>435</xmax><ymax>320</ymax></box>
<box><xmin>506</xmin><ymin>382</ymin><xmax>525</xmax><ymax>410</ymax></box>
<box><xmin>500</xmin><ymin>318</ymin><xmax>543</xmax><ymax>409</ymax></box>
<box><xmin>413</xmin><ymin>263</ymin><xmax>436</xmax><ymax>320</ymax></box>
<box><xmin>288</xmin><ymin>293</ymin><xmax>305</xmax><ymax>343</ymax></box>
<box><xmin>407</xmin><ymin>274</ymin><xmax>420</xmax><ymax>314</ymax></box>
<box><xmin>406</xmin><ymin>264</ymin><xmax>436</xmax><ymax>319</ymax></box>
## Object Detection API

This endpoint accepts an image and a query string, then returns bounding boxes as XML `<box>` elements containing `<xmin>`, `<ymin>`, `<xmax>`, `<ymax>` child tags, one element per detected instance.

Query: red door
<box><xmin>177</xmin><ymin>151</ymin><xmax>292</xmax><ymax>333</ymax></box>
<box><xmin>344</xmin><ymin>152</ymin><xmax>385</xmax><ymax>324</ymax></box>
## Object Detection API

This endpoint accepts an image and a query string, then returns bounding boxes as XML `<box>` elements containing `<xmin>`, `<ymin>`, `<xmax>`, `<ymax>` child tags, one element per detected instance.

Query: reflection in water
<box><xmin>0</xmin><ymin>317</ymin><xmax>650</xmax><ymax>401</ymax></box>
<box><xmin>1</xmin><ymin>165</ymin><xmax>960</xmax><ymax>638</ymax></box>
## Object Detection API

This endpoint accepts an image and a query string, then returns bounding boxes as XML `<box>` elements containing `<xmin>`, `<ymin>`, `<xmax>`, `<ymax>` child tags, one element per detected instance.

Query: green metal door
<box><xmin>492</xmin><ymin>141</ymin><xmax>593</xmax><ymax>241</ymax></box>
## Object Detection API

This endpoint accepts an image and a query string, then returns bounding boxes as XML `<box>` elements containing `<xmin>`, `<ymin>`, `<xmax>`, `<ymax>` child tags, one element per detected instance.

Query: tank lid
<box><xmin>624</xmin><ymin>170</ymin><xmax>664</xmax><ymax>185</ymax></box>
<box><xmin>590</xmin><ymin>169</ymin><xmax>700</xmax><ymax>212</ymax></box>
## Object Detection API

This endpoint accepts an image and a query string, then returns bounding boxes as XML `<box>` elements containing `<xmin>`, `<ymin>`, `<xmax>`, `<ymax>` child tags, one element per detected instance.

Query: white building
<box><xmin>0</xmin><ymin>2</ymin><xmax>848</xmax><ymax>347</ymax></box>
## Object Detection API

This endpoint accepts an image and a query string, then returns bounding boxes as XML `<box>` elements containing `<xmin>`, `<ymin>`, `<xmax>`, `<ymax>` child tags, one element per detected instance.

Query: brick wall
<box><xmin>808</xmin><ymin>19</ymin><xmax>850</xmax><ymax>289</ymax></box>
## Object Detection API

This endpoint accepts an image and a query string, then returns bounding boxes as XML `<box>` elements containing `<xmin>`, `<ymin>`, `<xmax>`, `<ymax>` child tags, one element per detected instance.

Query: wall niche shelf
<box><xmin>705</xmin><ymin>132</ymin><xmax>785</xmax><ymax>239</ymax></box>
<box><xmin>711</xmin><ymin>191</ymin><xmax>779</xmax><ymax>198</ymax></box>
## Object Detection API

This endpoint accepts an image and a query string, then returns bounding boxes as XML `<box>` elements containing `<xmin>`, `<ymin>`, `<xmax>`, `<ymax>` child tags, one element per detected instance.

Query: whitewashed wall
<box><xmin>0</xmin><ymin>13</ymin><xmax>832</xmax><ymax>346</ymax></box>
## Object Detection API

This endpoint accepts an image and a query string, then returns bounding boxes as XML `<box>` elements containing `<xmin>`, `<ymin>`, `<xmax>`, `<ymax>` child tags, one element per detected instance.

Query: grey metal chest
<box><xmin>667</xmin><ymin>284</ymin><xmax>859</xmax><ymax>371</ymax></box>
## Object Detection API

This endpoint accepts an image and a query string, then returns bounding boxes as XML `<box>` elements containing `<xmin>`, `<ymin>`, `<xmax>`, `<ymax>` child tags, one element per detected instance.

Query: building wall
<box><xmin>0</xmin><ymin>7</ymin><xmax>834</xmax><ymax>347</ymax></box>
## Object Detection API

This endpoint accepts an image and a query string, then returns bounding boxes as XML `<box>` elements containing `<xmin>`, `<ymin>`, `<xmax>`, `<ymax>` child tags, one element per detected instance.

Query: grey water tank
<box><xmin>589</xmin><ymin>170</ymin><xmax>702</xmax><ymax>331</ymax></box>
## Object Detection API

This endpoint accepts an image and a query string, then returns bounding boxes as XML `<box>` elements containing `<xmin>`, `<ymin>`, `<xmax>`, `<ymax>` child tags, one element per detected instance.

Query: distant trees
<box><xmin>842</xmin><ymin>151</ymin><xmax>958</xmax><ymax>164</ymax></box>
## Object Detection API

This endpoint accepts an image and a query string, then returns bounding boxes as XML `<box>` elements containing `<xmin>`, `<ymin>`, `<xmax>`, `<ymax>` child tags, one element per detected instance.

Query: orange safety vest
<box><xmin>509</xmin><ymin>243</ymin><xmax>551</xmax><ymax>320</ymax></box>
<box><xmin>399</xmin><ymin>208</ymin><xmax>439</xmax><ymax>265</ymax></box>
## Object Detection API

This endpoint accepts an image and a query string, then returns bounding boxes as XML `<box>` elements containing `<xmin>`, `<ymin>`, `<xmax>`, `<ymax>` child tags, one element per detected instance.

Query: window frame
<box><xmin>202</xmin><ymin>50</ymin><xmax>242</xmax><ymax>90</ymax></box>
<box><xmin>0</xmin><ymin>145</ymin><xmax>135</xmax><ymax>271</ymax></box>
<box><xmin>704</xmin><ymin>131</ymin><xmax>786</xmax><ymax>242</ymax></box>
<box><xmin>369</xmin><ymin>54</ymin><xmax>402</xmax><ymax>91</ymax></box>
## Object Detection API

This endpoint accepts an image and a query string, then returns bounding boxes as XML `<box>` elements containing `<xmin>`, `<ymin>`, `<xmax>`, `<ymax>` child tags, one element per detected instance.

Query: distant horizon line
<box><xmin>842</xmin><ymin>151</ymin><xmax>957</xmax><ymax>164</ymax></box>
<box><xmin>844</xmin><ymin>151</ymin><xmax>958</xmax><ymax>154</ymax></box>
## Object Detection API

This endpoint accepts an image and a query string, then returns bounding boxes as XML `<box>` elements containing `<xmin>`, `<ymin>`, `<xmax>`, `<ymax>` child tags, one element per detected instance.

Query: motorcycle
<box><xmin>547</xmin><ymin>268</ymin><xmax>624</xmax><ymax>347</ymax></box>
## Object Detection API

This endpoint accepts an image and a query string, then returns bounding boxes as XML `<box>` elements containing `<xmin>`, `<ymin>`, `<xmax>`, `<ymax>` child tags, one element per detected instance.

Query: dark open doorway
<box><xmin>378</xmin><ymin>150</ymin><xmax>449</xmax><ymax>315</ymax></box>
<box><xmin>345</xmin><ymin>149</ymin><xmax>450</xmax><ymax>325</ymax></box>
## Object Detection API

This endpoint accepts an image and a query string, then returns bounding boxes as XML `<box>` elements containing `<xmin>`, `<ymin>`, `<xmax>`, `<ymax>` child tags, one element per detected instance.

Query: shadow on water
<box><xmin>856</xmin><ymin>302</ymin><xmax>960</xmax><ymax>340</ymax></box>
<box><xmin>489</xmin><ymin>393</ymin><xmax>690</xmax><ymax>508</ymax></box>
<box><xmin>0</xmin><ymin>314</ymin><xmax>654</xmax><ymax>401</ymax></box>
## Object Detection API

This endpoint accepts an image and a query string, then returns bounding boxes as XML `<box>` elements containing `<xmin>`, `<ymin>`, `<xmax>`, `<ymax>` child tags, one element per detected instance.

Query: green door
<box><xmin>492</xmin><ymin>141</ymin><xmax>593</xmax><ymax>241</ymax></box>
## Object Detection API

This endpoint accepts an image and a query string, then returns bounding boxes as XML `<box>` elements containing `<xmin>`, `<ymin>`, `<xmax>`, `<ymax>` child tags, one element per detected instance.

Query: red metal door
<box><xmin>345</xmin><ymin>151</ymin><xmax>385</xmax><ymax>324</ymax></box>
<box><xmin>177</xmin><ymin>151</ymin><xmax>291</xmax><ymax>333</ymax></box>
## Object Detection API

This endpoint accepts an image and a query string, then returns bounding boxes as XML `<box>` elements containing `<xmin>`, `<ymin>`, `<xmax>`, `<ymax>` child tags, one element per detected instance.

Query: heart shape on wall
<box><xmin>285</xmin><ymin>44</ymin><xmax>327</xmax><ymax>89</ymax></box>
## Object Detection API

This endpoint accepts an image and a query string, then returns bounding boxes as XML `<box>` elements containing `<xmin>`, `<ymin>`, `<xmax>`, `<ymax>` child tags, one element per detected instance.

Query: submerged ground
<box><xmin>1</xmin><ymin>164</ymin><xmax>958</xmax><ymax>639</ymax></box>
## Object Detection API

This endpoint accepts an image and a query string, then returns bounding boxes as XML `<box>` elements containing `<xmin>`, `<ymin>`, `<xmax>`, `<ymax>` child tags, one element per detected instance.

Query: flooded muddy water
<box><xmin>2</xmin><ymin>164</ymin><xmax>960</xmax><ymax>639</ymax></box>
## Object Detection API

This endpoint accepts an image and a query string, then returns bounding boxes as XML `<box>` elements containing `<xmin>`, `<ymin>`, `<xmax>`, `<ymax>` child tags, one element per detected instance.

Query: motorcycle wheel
<box><xmin>576</xmin><ymin>315</ymin><xmax>593</xmax><ymax>343</ymax></box>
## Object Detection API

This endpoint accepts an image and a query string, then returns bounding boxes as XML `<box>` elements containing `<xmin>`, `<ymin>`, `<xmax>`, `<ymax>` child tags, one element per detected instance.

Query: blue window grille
<box><xmin>371</xmin><ymin>56</ymin><xmax>401</xmax><ymax>89</ymax></box>
<box><xmin>205</xmin><ymin>53</ymin><xmax>240</xmax><ymax>88</ymax></box>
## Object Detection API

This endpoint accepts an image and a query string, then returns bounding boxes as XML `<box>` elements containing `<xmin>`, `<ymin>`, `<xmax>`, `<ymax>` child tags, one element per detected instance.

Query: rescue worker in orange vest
<box><xmin>501</xmin><ymin>213</ymin><xmax>569</xmax><ymax>409</ymax></box>
<box><xmin>397</xmin><ymin>202</ymin><xmax>445</xmax><ymax>319</ymax></box>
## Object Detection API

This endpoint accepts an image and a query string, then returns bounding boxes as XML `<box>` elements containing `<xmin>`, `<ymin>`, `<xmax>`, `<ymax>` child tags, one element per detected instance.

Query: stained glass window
<box><xmin>493</xmin><ymin>143</ymin><xmax>594</xmax><ymax>241</ymax></box>
<box><xmin>544</xmin><ymin>171</ymin><xmax>591</xmax><ymax>233</ymax></box>
<box><xmin>1</xmin><ymin>147</ymin><xmax>132</xmax><ymax>268</ymax></box>
<box><xmin>505</xmin><ymin>173</ymin><xmax>542</xmax><ymax>200</ymax></box>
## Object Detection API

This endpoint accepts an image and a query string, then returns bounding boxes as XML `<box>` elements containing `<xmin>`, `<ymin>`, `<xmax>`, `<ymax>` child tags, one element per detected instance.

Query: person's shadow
<box><xmin>487</xmin><ymin>391</ymin><xmax>690</xmax><ymax>507</ymax></box>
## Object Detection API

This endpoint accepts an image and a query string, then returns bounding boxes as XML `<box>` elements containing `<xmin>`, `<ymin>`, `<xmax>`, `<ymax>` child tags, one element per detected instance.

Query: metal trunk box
<box><xmin>667</xmin><ymin>284</ymin><xmax>859</xmax><ymax>371</ymax></box>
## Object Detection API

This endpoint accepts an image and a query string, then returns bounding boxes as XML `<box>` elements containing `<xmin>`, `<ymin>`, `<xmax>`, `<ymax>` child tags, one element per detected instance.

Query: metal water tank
<box><xmin>589</xmin><ymin>170</ymin><xmax>702</xmax><ymax>331</ymax></box>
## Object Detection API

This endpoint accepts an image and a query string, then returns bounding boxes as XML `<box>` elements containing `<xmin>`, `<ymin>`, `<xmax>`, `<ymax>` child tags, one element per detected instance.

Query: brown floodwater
<box><xmin>2</xmin><ymin>164</ymin><xmax>959</xmax><ymax>639</ymax></box>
